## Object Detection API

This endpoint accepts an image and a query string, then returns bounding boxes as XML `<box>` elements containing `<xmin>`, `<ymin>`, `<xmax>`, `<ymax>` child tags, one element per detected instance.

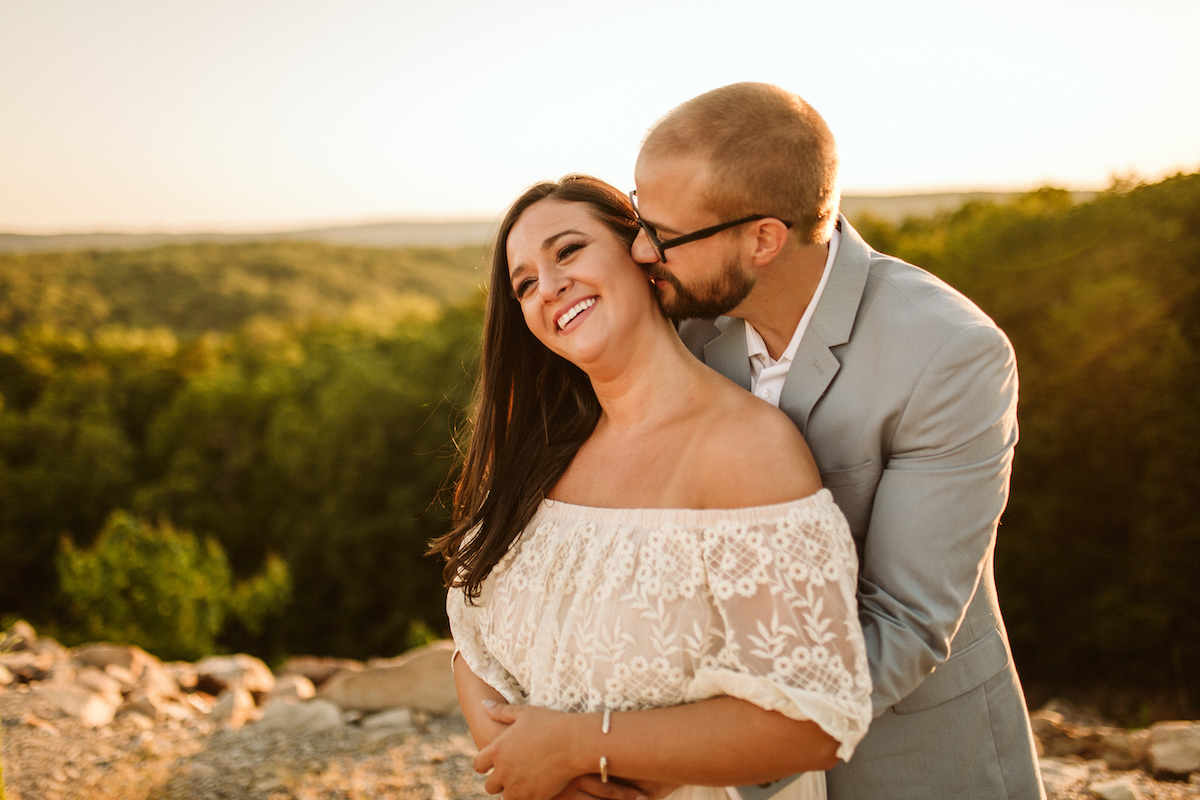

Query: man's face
<box><xmin>631</xmin><ymin>153</ymin><xmax>756</xmax><ymax>321</ymax></box>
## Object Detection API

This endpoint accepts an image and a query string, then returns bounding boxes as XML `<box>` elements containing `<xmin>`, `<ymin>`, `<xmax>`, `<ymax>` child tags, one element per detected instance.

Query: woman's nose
<box><xmin>537</xmin><ymin>267</ymin><xmax>570</xmax><ymax>301</ymax></box>
<box><xmin>631</xmin><ymin>229</ymin><xmax>660</xmax><ymax>264</ymax></box>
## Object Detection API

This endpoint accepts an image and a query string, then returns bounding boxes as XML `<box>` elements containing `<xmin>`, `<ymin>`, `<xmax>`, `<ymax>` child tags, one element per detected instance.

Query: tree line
<box><xmin>1</xmin><ymin>174</ymin><xmax>1197</xmax><ymax>719</ymax></box>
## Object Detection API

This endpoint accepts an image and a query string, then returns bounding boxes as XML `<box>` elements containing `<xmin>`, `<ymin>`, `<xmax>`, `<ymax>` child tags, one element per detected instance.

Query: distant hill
<box><xmin>0</xmin><ymin>220</ymin><xmax>498</xmax><ymax>255</ymax></box>
<box><xmin>0</xmin><ymin>240</ymin><xmax>487</xmax><ymax>336</ymax></box>
<box><xmin>0</xmin><ymin>192</ymin><xmax>1099</xmax><ymax>255</ymax></box>
<box><xmin>839</xmin><ymin>190</ymin><xmax>1097</xmax><ymax>224</ymax></box>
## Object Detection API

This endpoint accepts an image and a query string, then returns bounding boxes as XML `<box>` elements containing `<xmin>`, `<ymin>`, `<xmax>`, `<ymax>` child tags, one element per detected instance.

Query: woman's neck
<box><xmin>585</xmin><ymin>318</ymin><xmax>706</xmax><ymax>433</ymax></box>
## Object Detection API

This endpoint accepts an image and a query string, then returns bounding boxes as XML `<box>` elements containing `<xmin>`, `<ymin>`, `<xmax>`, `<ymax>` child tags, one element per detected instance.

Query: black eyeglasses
<box><xmin>629</xmin><ymin>190</ymin><xmax>792</xmax><ymax>263</ymax></box>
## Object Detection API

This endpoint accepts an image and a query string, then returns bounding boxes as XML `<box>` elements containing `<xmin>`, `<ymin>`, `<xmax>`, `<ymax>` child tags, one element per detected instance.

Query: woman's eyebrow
<box><xmin>541</xmin><ymin>229</ymin><xmax>585</xmax><ymax>249</ymax></box>
<box><xmin>510</xmin><ymin>228</ymin><xmax>588</xmax><ymax>280</ymax></box>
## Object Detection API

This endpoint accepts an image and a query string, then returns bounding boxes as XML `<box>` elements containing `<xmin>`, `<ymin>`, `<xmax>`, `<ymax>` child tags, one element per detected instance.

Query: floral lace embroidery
<box><xmin>448</xmin><ymin>489</ymin><xmax>872</xmax><ymax>759</ymax></box>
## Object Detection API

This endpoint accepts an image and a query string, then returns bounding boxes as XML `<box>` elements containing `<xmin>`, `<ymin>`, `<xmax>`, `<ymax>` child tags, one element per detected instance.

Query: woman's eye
<box><xmin>513</xmin><ymin>278</ymin><xmax>536</xmax><ymax>299</ymax></box>
<box><xmin>557</xmin><ymin>242</ymin><xmax>583</xmax><ymax>260</ymax></box>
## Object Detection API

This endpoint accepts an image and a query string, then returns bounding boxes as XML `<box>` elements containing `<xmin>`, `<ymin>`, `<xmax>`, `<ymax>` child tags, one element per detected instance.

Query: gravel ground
<box><xmin>1</xmin><ymin>684</ymin><xmax>487</xmax><ymax>800</ymax></box>
<box><xmin>3</xmin><ymin>684</ymin><xmax>1199</xmax><ymax>800</ymax></box>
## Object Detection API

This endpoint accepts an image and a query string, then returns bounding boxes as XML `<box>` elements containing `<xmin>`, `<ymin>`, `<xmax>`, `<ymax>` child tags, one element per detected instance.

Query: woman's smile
<box><xmin>556</xmin><ymin>297</ymin><xmax>597</xmax><ymax>331</ymax></box>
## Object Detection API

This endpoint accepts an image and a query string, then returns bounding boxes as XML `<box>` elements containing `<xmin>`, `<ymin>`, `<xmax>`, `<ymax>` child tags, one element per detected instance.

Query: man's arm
<box><xmin>857</xmin><ymin>322</ymin><xmax>1019</xmax><ymax>713</ymax></box>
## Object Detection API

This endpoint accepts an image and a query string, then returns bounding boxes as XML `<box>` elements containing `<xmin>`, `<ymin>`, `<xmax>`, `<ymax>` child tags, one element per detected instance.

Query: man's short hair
<box><xmin>641</xmin><ymin>82</ymin><xmax>839</xmax><ymax>245</ymax></box>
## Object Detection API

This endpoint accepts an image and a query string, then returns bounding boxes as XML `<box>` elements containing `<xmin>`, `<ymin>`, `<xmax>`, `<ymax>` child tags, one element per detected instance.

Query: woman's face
<box><xmin>505</xmin><ymin>199</ymin><xmax>655</xmax><ymax>370</ymax></box>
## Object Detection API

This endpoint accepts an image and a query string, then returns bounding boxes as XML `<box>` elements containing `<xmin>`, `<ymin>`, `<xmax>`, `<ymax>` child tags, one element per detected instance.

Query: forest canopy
<box><xmin>1</xmin><ymin>173</ymin><xmax>1197</xmax><ymax>721</ymax></box>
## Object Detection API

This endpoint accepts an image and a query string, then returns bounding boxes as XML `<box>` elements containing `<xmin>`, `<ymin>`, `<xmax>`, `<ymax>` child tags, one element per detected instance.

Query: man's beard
<box><xmin>645</xmin><ymin>256</ymin><xmax>755</xmax><ymax>322</ymax></box>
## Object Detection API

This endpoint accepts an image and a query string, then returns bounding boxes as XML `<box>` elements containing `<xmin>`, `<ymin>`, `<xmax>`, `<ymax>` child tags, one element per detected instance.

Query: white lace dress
<box><xmin>448</xmin><ymin>489</ymin><xmax>872</xmax><ymax>800</ymax></box>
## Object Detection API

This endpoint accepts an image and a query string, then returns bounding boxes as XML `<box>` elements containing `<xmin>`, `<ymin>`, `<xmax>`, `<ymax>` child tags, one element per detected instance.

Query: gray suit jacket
<box><xmin>680</xmin><ymin>218</ymin><xmax>1044</xmax><ymax>799</ymax></box>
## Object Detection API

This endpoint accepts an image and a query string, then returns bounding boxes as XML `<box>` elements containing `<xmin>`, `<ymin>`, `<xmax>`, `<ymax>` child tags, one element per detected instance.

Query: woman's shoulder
<box><xmin>687</xmin><ymin>379</ymin><xmax>822</xmax><ymax>508</ymax></box>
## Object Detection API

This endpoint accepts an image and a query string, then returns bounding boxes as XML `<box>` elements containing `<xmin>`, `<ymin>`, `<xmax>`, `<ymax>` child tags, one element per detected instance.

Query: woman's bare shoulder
<box><xmin>689</xmin><ymin>383</ymin><xmax>822</xmax><ymax>508</ymax></box>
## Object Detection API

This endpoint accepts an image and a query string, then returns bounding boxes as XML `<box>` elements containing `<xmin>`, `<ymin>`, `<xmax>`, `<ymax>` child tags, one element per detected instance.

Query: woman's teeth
<box><xmin>558</xmin><ymin>298</ymin><xmax>596</xmax><ymax>330</ymax></box>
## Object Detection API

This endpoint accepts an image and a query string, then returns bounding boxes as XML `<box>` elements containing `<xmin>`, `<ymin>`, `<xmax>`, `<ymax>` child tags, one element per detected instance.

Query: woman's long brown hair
<box><xmin>429</xmin><ymin>175</ymin><xmax>640</xmax><ymax>601</ymax></box>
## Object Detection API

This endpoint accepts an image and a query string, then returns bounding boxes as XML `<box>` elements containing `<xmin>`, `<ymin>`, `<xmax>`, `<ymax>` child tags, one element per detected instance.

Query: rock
<box><xmin>1041</xmin><ymin>697</ymin><xmax>1107</xmax><ymax>727</ymax></box>
<box><xmin>1031</xmin><ymin>709</ymin><xmax>1089</xmax><ymax>758</ymax></box>
<box><xmin>72</xmin><ymin>643</ymin><xmax>158</xmax><ymax>681</ymax></box>
<box><xmin>0</xmin><ymin>663</ymin><xmax>13</xmax><ymax>686</ymax></box>
<box><xmin>277</xmin><ymin>655</ymin><xmax>363</xmax><ymax>688</ymax></box>
<box><xmin>210</xmin><ymin>687</ymin><xmax>258</xmax><ymax>729</ymax></box>
<box><xmin>74</xmin><ymin>665</ymin><xmax>124</xmax><ymax>697</ymax></box>
<box><xmin>1</xmin><ymin>619</ymin><xmax>38</xmax><ymax>651</ymax></box>
<box><xmin>256</xmin><ymin>698</ymin><xmax>343</xmax><ymax>732</ymax></box>
<box><xmin>1090</xmin><ymin>726</ymin><xmax>1142</xmax><ymax>771</ymax></box>
<box><xmin>117</xmin><ymin>690</ymin><xmax>162</xmax><ymax>722</ymax></box>
<box><xmin>1090</xmin><ymin>777</ymin><xmax>1143</xmax><ymax>800</ymax></box>
<box><xmin>166</xmin><ymin>661</ymin><xmax>200</xmax><ymax>692</ymax></box>
<box><xmin>1038</xmin><ymin>757</ymin><xmax>1090</xmax><ymax>796</ymax></box>
<box><xmin>1146</xmin><ymin>719</ymin><xmax>1200</xmax><ymax>775</ymax></box>
<box><xmin>183</xmin><ymin>762</ymin><xmax>220</xmax><ymax>780</ymax></box>
<box><xmin>29</xmin><ymin>683</ymin><xmax>118</xmax><ymax>728</ymax></box>
<box><xmin>266</xmin><ymin>673</ymin><xmax>315</xmax><ymax>703</ymax></box>
<box><xmin>0</xmin><ymin>649</ymin><xmax>54</xmax><ymax>683</ymax></box>
<box><xmin>361</xmin><ymin>707</ymin><xmax>415</xmax><ymax>731</ymax></box>
<box><xmin>194</xmin><ymin>653</ymin><xmax>275</xmax><ymax>695</ymax></box>
<box><xmin>184</xmin><ymin>692</ymin><xmax>215</xmax><ymax>715</ymax></box>
<box><xmin>139</xmin><ymin>660</ymin><xmax>184</xmax><ymax>699</ymax></box>
<box><xmin>319</xmin><ymin>640</ymin><xmax>457</xmax><ymax>715</ymax></box>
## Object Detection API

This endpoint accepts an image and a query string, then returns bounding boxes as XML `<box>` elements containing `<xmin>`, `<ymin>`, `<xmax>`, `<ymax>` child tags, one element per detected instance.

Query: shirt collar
<box><xmin>743</xmin><ymin>226</ymin><xmax>841</xmax><ymax>368</ymax></box>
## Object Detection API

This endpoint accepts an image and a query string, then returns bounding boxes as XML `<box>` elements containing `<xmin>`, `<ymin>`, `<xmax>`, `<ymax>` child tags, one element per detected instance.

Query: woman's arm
<box><xmin>475</xmin><ymin>696</ymin><xmax>839</xmax><ymax>800</ymax></box>
<box><xmin>453</xmin><ymin>650</ymin><xmax>510</xmax><ymax>750</ymax></box>
<box><xmin>456</xmin><ymin>654</ymin><xmax>672</xmax><ymax>800</ymax></box>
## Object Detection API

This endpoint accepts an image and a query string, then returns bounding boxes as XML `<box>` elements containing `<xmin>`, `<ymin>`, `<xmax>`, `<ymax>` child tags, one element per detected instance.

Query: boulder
<box><xmin>0</xmin><ymin>663</ymin><xmax>13</xmax><ymax>686</ymax></box>
<box><xmin>277</xmin><ymin>655</ymin><xmax>363</xmax><ymax>688</ymax></box>
<box><xmin>1090</xmin><ymin>726</ymin><xmax>1143</xmax><ymax>771</ymax></box>
<box><xmin>265</xmin><ymin>673</ymin><xmax>315</xmax><ymax>703</ymax></box>
<box><xmin>255</xmin><ymin>698</ymin><xmax>343</xmax><ymax>732</ymax></box>
<box><xmin>1037</xmin><ymin>757</ymin><xmax>1090</xmax><ymax>796</ymax></box>
<box><xmin>1</xmin><ymin>619</ymin><xmax>38</xmax><ymax>651</ymax></box>
<box><xmin>74</xmin><ymin>665</ymin><xmax>124</xmax><ymax>697</ymax></box>
<box><xmin>29</xmin><ymin>683</ymin><xmax>118</xmax><ymax>728</ymax></box>
<box><xmin>194</xmin><ymin>653</ymin><xmax>275</xmax><ymax>695</ymax></box>
<box><xmin>1090</xmin><ymin>776</ymin><xmax>1143</xmax><ymax>800</ymax></box>
<box><xmin>318</xmin><ymin>640</ymin><xmax>457</xmax><ymax>715</ymax></box>
<box><xmin>72</xmin><ymin>643</ymin><xmax>158</xmax><ymax>681</ymax></box>
<box><xmin>118</xmin><ymin>690</ymin><xmax>166</xmax><ymax>722</ymax></box>
<box><xmin>1146</xmin><ymin>720</ymin><xmax>1200</xmax><ymax>775</ymax></box>
<box><xmin>361</xmin><ymin>707</ymin><xmax>415</xmax><ymax>731</ymax></box>
<box><xmin>210</xmin><ymin>687</ymin><xmax>258</xmax><ymax>729</ymax></box>
<box><xmin>0</xmin><ymin>649</ymin><xmax>54</xmax><ymax>683</ymax></box>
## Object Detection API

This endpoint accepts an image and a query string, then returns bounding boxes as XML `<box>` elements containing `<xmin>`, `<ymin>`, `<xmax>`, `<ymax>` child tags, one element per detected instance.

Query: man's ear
<box><xmin>748</xmin><ymin>218</ymin><xmax>791</xmax><ymax>265</ymax></box>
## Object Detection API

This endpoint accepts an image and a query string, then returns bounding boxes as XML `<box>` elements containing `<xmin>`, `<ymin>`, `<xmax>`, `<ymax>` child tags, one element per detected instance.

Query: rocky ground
<box><xmin>3</xmin><ymin>621</ymin><xmax>1199</xmax><ymax>799</ymax></box>
<box><xmin>2</xmin><ymin>685</ymin><xmax>487</xmax><ymax>800</ymax></box>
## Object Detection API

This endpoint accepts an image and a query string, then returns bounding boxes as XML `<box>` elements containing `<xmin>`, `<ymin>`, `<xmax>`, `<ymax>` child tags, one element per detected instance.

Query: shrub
<box><xmin>56</xmin><ymin>510</ymin><xmax>290</xmax><ymax>661</ymax></box>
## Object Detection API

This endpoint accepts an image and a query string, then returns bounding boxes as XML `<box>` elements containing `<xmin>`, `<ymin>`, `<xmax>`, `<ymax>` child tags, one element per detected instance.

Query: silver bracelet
<box><xmin>600</xmin><ymin>709</ymin><xmax>612</xmax><ymax>782</ymax></box>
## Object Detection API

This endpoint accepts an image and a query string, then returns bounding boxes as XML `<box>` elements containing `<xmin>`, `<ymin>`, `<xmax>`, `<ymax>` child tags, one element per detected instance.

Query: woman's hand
<box><xmin>475</xmin><ymin>701</ymin><xmax>583</xmax><ymax>800</ymax></box>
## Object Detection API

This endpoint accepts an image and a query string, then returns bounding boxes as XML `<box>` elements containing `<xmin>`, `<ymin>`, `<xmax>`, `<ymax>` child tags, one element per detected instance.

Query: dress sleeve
<box><xmin>685</xmin><ymin>491</ymin><xmax>873</xmax><ymax>762</ymax></box>
<box><xmin>446</xmin><ymin>587</ymin><xmax>526</xmax><ymax>705</ymax></box>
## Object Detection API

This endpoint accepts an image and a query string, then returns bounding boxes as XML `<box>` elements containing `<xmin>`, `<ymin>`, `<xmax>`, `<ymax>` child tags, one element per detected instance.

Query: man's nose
<box><xmin>631</xmin><ymin>229</ymin><xmax>660</xmax><ymax>265</ymax></box>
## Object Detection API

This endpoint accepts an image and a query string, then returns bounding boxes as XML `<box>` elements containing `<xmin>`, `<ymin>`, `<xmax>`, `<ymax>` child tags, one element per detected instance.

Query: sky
<box><xmin>2</xmin><ymin>0</ymin><xmax>1197</xmax><ymax>234</ymax></box>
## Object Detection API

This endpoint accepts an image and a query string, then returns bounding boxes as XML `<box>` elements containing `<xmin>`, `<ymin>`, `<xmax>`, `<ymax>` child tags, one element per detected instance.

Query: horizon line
<box><xmin>0</xmin><ymin>183</ymin><xmax>1119</xmax><ymax>238</ymax></box>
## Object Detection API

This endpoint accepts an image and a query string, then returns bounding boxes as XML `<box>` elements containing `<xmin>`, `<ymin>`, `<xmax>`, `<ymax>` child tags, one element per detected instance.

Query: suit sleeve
<box><xmin>858</xmin><ymin>321</ymin><xmax>1018</xmax><ymax>715</ymax></box>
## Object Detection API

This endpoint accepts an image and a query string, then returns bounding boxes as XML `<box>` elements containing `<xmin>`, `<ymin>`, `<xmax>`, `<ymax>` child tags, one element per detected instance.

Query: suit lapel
<box><xmin>778</xmin><ymin>215</ymin><xmax>872</xmax><ymax>434</ymax></box>
<box><xmin>702</xmin><ymin>318</ymin><xmax>753</xmax><ymax>390</ymax></box>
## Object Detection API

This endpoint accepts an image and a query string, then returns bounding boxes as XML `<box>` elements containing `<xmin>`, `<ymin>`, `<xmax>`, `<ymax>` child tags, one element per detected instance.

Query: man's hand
<box><xmin>549</xmin><ymin>775</ymin><xmax>648</xmax><ymax>800</ymax></box>
<box><xmin>551</xmin><ymin>774</ymin><xmax>679</xmax><ymax>799</ymax></box>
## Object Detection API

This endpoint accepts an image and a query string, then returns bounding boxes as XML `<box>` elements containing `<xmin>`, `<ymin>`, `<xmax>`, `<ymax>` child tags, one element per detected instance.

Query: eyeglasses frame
<box><xmin>629</xmin><ymin>190</ymin><xmax>792</xmax><ymax>263</ymax></box>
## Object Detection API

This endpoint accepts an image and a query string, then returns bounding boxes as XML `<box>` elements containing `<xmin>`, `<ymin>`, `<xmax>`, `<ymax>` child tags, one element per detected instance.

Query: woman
<box><xmin>430</xmin><ymin>176</ymin><xmax>871</xmax><ymax>800</ymax></box>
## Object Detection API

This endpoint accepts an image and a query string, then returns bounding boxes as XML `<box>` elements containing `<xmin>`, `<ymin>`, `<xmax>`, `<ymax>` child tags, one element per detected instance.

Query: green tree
<box><xmin>56</xmin><ymin>510</ymin><xmax>291</xmax><ymax>661</ymax></box>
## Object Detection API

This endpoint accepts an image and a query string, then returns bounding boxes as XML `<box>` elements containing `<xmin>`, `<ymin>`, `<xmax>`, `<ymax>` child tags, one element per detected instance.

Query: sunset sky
<box><xmin>2</xmin><ymin>0</ymin><xmax>1197</xmax><ymax>233</ymax></box>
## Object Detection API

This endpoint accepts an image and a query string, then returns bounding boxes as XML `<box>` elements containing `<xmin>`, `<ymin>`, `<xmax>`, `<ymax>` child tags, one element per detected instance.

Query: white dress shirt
<box><xmin>740</xmin><ymin>228</ymin><xmax>840</xmax><ymax>407</ymax></box>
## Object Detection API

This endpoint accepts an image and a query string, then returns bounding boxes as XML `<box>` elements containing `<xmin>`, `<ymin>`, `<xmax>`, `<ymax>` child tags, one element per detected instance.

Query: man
<box><xmin>628</xmin><ymin>83</ymin><xmax>1044</xmax><ymax>799</ymax></box>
